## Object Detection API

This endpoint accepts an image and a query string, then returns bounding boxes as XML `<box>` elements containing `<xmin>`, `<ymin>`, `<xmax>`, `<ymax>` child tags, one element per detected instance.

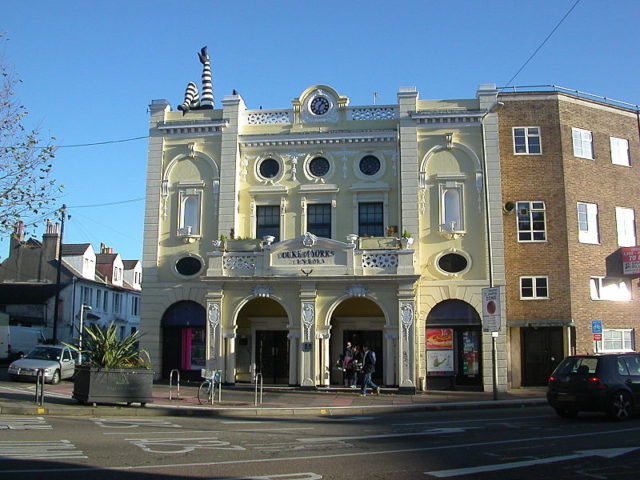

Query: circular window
<box><xmin>309</xmin><ymin>157</ymin><xmax>330</xmax><ymax>177</ymax></box>
<box><xmin>359</xmin><ymin>155</ymin><xmax>381</xmax><ymax>176</ymax></box>
<box><xmin>259</xmin><ymin>158</ymin><xmax>280</xmax><ymax>179</ymax></box>
<box><xmin>175</xmin><ymin>256</ymin><xmax>203</xmax><ymax>276</ymax></box>
<box><xmin>438</xmin><ymin>253</ymin><xmax>468</xmax><ymax>274</ymax></box>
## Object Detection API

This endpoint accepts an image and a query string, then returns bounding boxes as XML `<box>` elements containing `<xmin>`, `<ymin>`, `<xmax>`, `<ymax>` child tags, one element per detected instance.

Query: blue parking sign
<box><xmin>591</xmin><ymin>320</ymin><xmax>603</xmax><ymax>334</ymax></box>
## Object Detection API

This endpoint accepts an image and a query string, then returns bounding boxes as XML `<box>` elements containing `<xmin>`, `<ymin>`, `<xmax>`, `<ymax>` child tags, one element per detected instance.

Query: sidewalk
<box><xmin>0</xmin><ymin>381</ymin><xmax>548</xmax><ymax>417</ymax></box>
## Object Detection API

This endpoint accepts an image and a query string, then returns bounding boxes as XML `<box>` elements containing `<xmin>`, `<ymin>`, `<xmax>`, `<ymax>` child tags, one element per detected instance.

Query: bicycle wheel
<box><xmin>197</xmin><ymin>381</ymin><xmax>211</xmax><ymax>405</ymax></box>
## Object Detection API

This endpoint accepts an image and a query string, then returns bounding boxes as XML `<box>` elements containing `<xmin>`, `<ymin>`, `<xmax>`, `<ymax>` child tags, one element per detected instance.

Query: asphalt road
<box><xmin>1</xmin><ymin>406</ymin><xmax>640</xmax><ymax>479</ymax></box>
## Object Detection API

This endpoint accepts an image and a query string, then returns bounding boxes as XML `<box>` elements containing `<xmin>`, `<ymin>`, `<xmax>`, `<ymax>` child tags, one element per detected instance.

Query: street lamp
<box><xmin>79</xmin><ymin>304</ymin><xmax>91</xmax><ymax>354</ymax></box>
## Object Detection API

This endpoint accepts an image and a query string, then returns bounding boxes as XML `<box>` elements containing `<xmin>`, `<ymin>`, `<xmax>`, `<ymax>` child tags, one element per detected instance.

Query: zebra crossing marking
<box><xmin>0</xmin><ymin>440</ymin><xmax>86</xmax><ymax>460</ymax></box>
<box><xmin>0</xmin><ymin>416</ymin><xmax>51</xmax><ymax>430</ymax></box>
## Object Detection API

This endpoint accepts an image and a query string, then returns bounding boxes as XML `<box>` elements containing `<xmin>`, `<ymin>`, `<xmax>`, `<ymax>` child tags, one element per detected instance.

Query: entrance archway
<box><xmin>235</xmin><ymin>298</ymin><xmax>290</xmax><ymax>385</ymax></box>
<box><xmin>330</xmin><ymin>297</ymin><xmax>385</xmax><ymax>386</ymax></box>
<box><xmin>160</xmin><ymin>301</ymin><xmax>205</xmax><ymax>381</ymax></box>
<box><xmin>426</xmin><ymin>299</ymin><xmax>482</xmax><ymax>390</ymax></box>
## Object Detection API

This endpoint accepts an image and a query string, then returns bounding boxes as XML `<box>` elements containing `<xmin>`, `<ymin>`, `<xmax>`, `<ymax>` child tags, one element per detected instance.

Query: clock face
<box><xmin>310</xmin><ymin>96</ymin><xmax>330</xmax><ymax>115</ymax></box>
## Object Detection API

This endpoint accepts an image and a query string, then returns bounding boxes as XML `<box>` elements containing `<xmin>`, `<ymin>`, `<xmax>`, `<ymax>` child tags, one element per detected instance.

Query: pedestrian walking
<box><xmin>360</xmin><ymin>345</ymin><xmax>380</xmax><ymax>396</ymax></box>
<box><xmin>342</xmin><ymin>342</ymin><xmax>354</xmax><ymax>386</ymax></box>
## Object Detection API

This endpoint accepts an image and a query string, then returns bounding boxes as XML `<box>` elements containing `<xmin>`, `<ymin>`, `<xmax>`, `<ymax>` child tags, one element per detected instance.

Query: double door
<box><xmin>255</xmin><ymin>330</ymin><xmax>289</xmax><ymax>384</ymax></box>
<box><xmin>521</xmin><ymin>327</ymin><xmax>564</xmax><ymax>386</ymax></box>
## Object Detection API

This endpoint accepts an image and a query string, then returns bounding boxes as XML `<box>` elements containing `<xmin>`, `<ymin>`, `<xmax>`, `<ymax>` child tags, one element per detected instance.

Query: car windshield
<box><xmin>554</xmin><ymin>356</ymin><xmax>599</xmax><ymax>375</ymax></box>
<box><xmin>25</xmin><ymin>347</ymin><xmax>62</xmax><ymax>361</ymax></box>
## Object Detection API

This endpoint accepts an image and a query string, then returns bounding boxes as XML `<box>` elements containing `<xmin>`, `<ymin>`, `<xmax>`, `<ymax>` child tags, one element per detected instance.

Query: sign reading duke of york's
<box><xmin>275</xmin><ymin>248</ymin><xmax>337</xmax><ymax>266</ymax></box>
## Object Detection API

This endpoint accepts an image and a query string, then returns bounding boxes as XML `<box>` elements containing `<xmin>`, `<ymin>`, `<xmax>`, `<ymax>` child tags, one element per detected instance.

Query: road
<box><xmin>1</xmin><ymin>406</ymin><xmax>640</xmax><ymax>479</ymax></box>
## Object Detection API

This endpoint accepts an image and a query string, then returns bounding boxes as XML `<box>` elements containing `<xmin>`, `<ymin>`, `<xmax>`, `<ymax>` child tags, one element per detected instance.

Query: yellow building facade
<box><xmin>141</xmin><ymin>58</ymin><xmax>507</xmax><ymax>392</ymax></box>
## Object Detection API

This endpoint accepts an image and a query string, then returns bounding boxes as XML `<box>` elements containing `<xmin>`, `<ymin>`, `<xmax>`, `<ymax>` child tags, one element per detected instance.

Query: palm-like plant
<box><xmin>80</xmin><ymin>323</ymin><xmax>150</xmax><ymax>369</ymax></box>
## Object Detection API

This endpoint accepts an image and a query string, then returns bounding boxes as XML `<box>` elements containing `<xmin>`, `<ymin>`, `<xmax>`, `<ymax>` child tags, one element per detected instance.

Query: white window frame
<box><xmin>572</xmin><ymin>127</ymin><xmax>593</xmax><ymax>159</ymax></box>
<box><xmin>439</xmin><ymin>182</ymin><xmax>465</xmax><ymax>234</ymax></box>
<box><xmin>517</xmin><ymin>201</ymin><xmax>547</xmax><ymax>242</ymax></box>
<box><xmin>590</xmin><ymin>276</ymin><xmax>631</xmax><ymax>301</ymax></box>
<box><xmin>513</xmin><ymin>127</ymin><xmax>542</xmax><ymax>155</ymax></box>
<box><xmin>577</xmin><ymin>202</ymin><xmax>599</xmax><ymax>244</ymax></box>
<box><xmin>96</xmin><ymin>290</ymin><xmax>102</xmax><ymax>312</ymax></box>
<box><xmin>178</xmin><ymin>187</ymin><xmax>203</xmax><ymax>237</ymax></box>
<box><xmin>610</xmin><ymin>137</ymin><xmax>630</xmax><ymax>166</ymax></box>
<box><xmin>615</xmin><ymin>207</ymin><xmax>636</xmax><ymax>247</ymax></box>
<box><xmin>519</xmin><ymin>276</ymin><xmax>549</xmax><ymax>300</ymax></box>
<box><xmin>596</xmin><ymin>329</ymin><xmax>634</xmax><ymax>353</ymax></box>
<box><xmin>113</xmin><ymin>292</ymin><xmax>122</xmax><ymax>314</ymax></box>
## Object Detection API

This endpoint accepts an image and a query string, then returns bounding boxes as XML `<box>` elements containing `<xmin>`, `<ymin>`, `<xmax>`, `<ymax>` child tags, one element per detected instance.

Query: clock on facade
<box><xmin>310</xmin><ymin>96</ymin><xmax>330</xmax><ymax>115</ymax></box>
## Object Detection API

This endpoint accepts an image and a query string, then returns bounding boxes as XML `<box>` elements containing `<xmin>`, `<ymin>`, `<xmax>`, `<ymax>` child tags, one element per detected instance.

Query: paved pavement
<box><xmin>0</xmin><ymin>379</ymin><xmax>548</xmax><ymax>417</ymax></box>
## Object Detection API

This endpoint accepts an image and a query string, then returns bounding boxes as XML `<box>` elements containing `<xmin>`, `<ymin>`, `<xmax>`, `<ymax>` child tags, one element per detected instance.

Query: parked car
<box><xmin>547</xmin><ymin>353</ymin><xmax>640</xmax><ymax>420</ymax></box>
<box><xmin>7</xmin><ymin>345</ymin><xmax>79</xmax><ymax>384</ymax></box>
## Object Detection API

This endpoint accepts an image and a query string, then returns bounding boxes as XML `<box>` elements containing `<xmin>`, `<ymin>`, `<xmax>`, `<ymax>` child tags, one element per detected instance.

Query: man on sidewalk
<box><xmin>360</xmin><ymin>345</ymin><xmax>380</xmax><ymax>396</ymax></box>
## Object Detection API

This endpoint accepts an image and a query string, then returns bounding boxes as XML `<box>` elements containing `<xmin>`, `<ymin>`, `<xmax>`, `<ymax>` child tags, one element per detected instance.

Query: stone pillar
<box><xmin>288</xmin><ymin>331</ymin><xmax>299</xmax><ymax>385</ymax></box>
<box><xmin>399</xmin><ymin>301</ymin><xmax>416</xmax><ymax>392</ymax></box>
<box><xmin>206</xmin><ymin>299</ymin><xmax>222</xmax><ymax>374</ymax></box>
<box><xmin>224</xmin><ymin>332</ymin><xmax>236</xmax><ymax>384</ymax></box>
<box><xmin>299</xmin><ymin>301</ymin><xmax>316</xmax><ymax>387</ymax></box>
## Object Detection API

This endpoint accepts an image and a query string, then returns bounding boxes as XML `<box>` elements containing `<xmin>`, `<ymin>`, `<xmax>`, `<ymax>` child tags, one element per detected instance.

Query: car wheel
<box><xmin>50</xmin><ymin>370</ymin><xmax>61</xmax><ymax>385</ymax></box>
<box><xmin>555</xmin><ymin>407</ymin><xmax>578</xmax><ymax>418</ymax></box>
<box><xmin>607</xmin><ymin>391</ymin><xmax>632</xmax><ymax>421</ymax></box>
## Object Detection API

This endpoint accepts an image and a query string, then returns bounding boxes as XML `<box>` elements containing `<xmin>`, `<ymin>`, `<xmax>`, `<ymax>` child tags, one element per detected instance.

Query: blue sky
<box><xmin>2</xmin><ymin>0</ymin><xmax>638</xmax><ymax>261</ymax></box>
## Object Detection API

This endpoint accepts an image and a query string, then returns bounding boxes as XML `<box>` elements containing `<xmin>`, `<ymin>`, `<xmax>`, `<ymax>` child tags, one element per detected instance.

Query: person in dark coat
<box><xmin>360</xmin><ymin>345</ymin><xmax>380</xmax><ymax>396</ymax></box>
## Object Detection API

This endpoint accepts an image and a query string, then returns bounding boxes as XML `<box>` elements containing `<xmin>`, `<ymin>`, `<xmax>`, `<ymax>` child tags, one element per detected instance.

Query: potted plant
<box><xmin>70</xmin><ymin>323</ymin><xmax>153</xmax><ymax>406</ymax></box>
<box><xmin>400</xmin><ymin>230</ymin><xmax>414</xmax><ymax>249</ymax></box>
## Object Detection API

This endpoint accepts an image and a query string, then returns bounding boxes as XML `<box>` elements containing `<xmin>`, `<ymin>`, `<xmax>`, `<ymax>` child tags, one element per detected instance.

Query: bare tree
<box><xmin>0</xmin><ymin>35</ymin><xmax>61</xmax><ymax>235</ymax></box>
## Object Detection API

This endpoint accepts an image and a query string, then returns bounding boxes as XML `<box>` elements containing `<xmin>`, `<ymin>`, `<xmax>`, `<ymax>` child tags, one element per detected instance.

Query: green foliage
<box><xmin>70</xmin><ymin>323</ymin><xmax>150</xmax><ymax>369</ymax></box>
<box><xmin>219</xmin><ymin>234</ymin><xmax>226</xmax><ymax>242</ymax></box>
<box><xmin>0</xmin><ymin>35</ymin><xmax>62</xmax><ymax>235</ymax></box>
<box><xmin>402</xmin><ymin>230</ymin><xmax>412</xmax><ymax>238</ymax></box>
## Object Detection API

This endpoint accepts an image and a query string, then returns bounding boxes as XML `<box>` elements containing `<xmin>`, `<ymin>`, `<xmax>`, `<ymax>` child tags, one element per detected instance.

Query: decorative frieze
<box><xmin>348</xmin><ymin>106</ymin><xmax>398</xmax><ymax>120</ymax></box>
<box><xmin>245</xmin><ymin>110</ymin><xmax>292</xmax><ymax>125</ymax></box>
<box><xmin>223</xmin><ymin>255</ymin><xmax>256</xmax><ymax>270</ymax></box>
<box><xmin>362</xmin><ymin>252</ymin><xmax>398</xmax><ymax>268</ymax></box>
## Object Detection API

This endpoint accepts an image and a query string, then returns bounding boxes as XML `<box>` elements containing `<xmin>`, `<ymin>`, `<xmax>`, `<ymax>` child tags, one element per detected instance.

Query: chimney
<box><xmin>9</xmin><ymin>221</ymin><xmax>25</xmax><ymax>250</ymax></box>
<box><xmin>41</xmin><ymin>219</ymin><xmax>61</xmax><ymax>282</ymax></box>
<box><xmin>100</xmin><ymin>242</ymin><xmax>106</xmax><ymax>253</ymax></box>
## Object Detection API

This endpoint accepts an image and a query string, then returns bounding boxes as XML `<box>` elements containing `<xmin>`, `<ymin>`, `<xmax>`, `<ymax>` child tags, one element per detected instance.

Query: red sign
<box><xmin>426</xmin><ymin>328</ymin><xmax>454</xmax><ymax>349</ymax></box>
<box><xmin>622</xmin><ymin>246</ymin><xmax>640</xmax><ymax>276</ymax></box>
<box><xmin>593</xmin><ymin>333</ymin><xmax>602</xmax><ymax>341</ymax></box>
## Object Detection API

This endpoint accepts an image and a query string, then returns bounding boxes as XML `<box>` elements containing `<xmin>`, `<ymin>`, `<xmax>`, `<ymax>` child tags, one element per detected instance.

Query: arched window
<box><xmin>179</xmin><ymin>192</ymin><xmax>201</xmax><ymax>236</ymax></box>
<box><xmin>440</xmin><ymin>184</ymin><xmax>464</xmax><ymax>233</ymax></box>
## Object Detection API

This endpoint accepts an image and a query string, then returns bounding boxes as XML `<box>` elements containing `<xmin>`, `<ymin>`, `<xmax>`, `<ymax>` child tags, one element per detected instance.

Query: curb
<box><xmin>0</xmin><ymin>397</ymin><xmax>547</xmax><ymax>418</ymax></box>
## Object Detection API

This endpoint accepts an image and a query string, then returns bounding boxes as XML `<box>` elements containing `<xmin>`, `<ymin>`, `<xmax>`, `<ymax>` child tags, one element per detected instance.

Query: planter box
<box><xmin>225</xmin><ymin>239</ymin><xmax>262</xmax><ymax>252</ymax></box>
<box><xmin>72</xmin><ymin>366</ymin><xmax>154</xmax><ymax>406</ymax></box>
<box><xmin>358</xmin><ymin>237</ymin><xmax>399</xmax><ymax>250</ymax></box>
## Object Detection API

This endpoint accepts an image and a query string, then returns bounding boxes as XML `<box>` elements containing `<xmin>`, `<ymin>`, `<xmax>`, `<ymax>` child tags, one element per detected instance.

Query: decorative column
<box><xmin>399</xmin><ymin>300</ymin><xmax>416</xmax><ymax>393</ymax></box>
<box><xmin>299</xmin><ymin>301</ymin><xmax>316</xmax><ymax>387</ymax></box>
<box><xmin>287</xmin><ymin>330</ymin><xmax>299</xmax><ymax>385</ymax></box>
<box><xmin>206</xmin><ymin>299</ymin><xmax>223</xmax><ymax>374</ymax></box>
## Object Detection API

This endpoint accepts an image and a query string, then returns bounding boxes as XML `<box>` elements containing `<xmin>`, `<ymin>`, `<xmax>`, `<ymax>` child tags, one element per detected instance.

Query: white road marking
<box><xmin>0</xmin><ymin>440</ymin><xmax>86</xmax><ymax>460</ymax></box>
<box><xmin>127</xmin><ymin>437</ymin><xmax>246</xmax><ymax>454</ymax></box>
<box><xmin>0</xmin><ymin>416</ymin><xmax>51</xmax><ymax>430</ymax></box>
<box><xmin>299</xmin><ymin>427</ymin><xmax>476</xmax><ymax>442</ymax></box>
<box><xmin>208</xmin><ymin>474</ymin><xmax>322</xmax><ymax>480</ymax></box>
<box><xmin>1</xmin><ymin>426</ymin><xmax>639</xmax><ymax>474</ymax></box>
<box><xmin>105</xmin><ymin>426</ymin><xmax>314</xmax><ymax>435</ymax></box>
<box><xmin>93</xmin><ymin>418</ymin><xmax>181</xmax><ymax>428</ymax></box>
<box><xmin>393</xmin><ymin>414</ymin><xmax>549</xmax><ymax>426</ymax></box>
<box><xmin>425</xmin><ymin>447</ymin><xmax>640</xmax><ymax>477</ymax></box>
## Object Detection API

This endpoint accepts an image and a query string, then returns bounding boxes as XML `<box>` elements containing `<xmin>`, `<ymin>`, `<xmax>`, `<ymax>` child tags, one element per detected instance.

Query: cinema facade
<box><xmin>140</xmin><ymin>57</ymin><xmax>507</xmax><ymax>392</ymax></box>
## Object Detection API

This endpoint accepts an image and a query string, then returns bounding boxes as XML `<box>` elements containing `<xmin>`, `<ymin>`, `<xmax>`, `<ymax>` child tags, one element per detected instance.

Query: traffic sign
<box><xmin>591</xmin><ymin>320</ymin><xmax>603</xmax><ymax>334</ymax></box>
<box><xmin>482</xmin><ymin>287</ymin><xmax>501</xmax><ymax>332</ymax></box>
<box><xmin>593</xmin><ymin>333</ymin><xmax>602</xmax><ymax>341</ymax></box>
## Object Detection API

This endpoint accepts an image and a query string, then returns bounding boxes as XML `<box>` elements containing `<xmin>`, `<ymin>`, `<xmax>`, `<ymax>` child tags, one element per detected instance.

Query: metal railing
<box><xmin>498</xmin><ymin>84</ymin><xmax>640</xmax><ymax>111</ymax></box>
<box><xmin>168</xmin><ymin>369</ymin><xmax>181</xmax><ymax>400</ymax></box>
<box><xmin>254</xmin><ymin>372</ymin><xmax>263</xmax><ymax>406</ymax></box>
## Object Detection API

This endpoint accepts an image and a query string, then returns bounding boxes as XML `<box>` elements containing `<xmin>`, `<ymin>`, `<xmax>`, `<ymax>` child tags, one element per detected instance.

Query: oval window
<box><xmin>438</xmin><ymin>253</ymin><xmax>468</xmax><ymax>274</ymax></box>
<box><xmin>175</xmin><ymin>256</ymin><xmax>203</xmax><ymax>276</ymax></box>
<box><xmin>359</xmin><ymin>155</ymin><xmax>381</xmax><ymax>176</ymax></box>
<box><xmin>309</xmin><ymin>156</ymin><xmax>330</xmax><ymax>177</ymax></box>
<box><xmin>259</xmin><ymin>158</ymin><xmax>280</xmax><ymax>179</ymax></box>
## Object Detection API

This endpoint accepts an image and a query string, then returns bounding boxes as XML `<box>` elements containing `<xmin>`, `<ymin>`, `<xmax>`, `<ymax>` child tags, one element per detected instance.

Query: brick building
<box><xmin>498</xmin><ymin>88</ymin><xmax>640</xmax><ymax>387</ymax></box>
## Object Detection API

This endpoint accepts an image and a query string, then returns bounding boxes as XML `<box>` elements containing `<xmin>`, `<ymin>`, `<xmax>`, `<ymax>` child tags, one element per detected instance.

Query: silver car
<box><xmin>8</xmin><ymin>345</ymin><xmax>79</xmax><ymax>384</ymax></box>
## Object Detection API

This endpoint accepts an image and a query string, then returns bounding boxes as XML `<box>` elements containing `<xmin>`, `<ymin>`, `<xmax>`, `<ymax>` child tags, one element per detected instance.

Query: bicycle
<box><xmin>197</xmin><ymin>370</ymin><xmax>221</xmax><ymax>405</ymax></box>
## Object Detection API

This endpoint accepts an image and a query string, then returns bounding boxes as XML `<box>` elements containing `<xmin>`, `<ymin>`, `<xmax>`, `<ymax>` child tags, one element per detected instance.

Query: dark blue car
<box><xmin>547</xmin><ymin>354</ymin><xmax>640</xmax><ymax>420</ymax></box>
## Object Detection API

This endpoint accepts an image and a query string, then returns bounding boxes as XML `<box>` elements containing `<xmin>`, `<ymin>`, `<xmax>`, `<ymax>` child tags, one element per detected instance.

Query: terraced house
<box><xmin>140</xmin><ymin>48</ymin><xmax>506</xmax><ymax>392</ymax></box>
